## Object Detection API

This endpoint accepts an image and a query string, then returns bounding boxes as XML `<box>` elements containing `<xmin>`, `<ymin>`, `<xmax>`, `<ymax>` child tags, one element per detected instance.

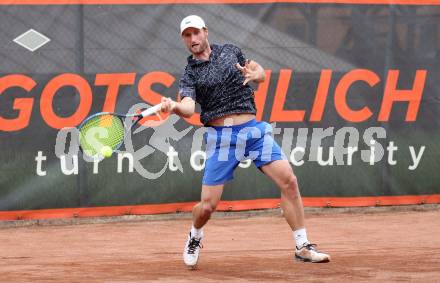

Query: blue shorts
<box><xmin>203</xmin><ymin>119</ymin><xmax>286</xmax><ymax>186</ymax></box>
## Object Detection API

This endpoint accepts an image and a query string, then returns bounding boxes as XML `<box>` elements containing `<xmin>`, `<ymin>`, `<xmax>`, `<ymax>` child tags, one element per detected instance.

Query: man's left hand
<box><xmin>235</xmin><ymin>60</ymin><xmax>264</xmax><ymax>85</ymax></box>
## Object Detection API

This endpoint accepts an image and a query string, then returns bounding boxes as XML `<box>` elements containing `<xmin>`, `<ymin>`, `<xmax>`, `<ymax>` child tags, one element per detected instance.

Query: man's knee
<box><xmin>201</xmin><ymin>200</ymin><xmax>217</xmax><ymax>217</ymax></box>
<box><xmin>281</xmin><ymin>173</ymin><xmax>300</xmax><ymax>198</ymax></box>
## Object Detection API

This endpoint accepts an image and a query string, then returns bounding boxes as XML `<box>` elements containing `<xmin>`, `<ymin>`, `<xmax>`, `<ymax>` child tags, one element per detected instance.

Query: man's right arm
<box><xmin>160</xmin><ymin>65</ymin><xmax>196</xmax><ymax>117</ymax></box>
<box><xmin>173</xmin><ymin>96</ymin><xmax>195</xmax><ymax>118</ymax></box>
<box><xmin>161</xmin><ymin>96</ymin><xmax>195</xmax><ymax>118</ymax></box>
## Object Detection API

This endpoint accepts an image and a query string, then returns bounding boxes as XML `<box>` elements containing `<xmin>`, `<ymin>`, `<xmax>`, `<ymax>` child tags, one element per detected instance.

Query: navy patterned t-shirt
<box><xmin>179</xmin><ymin>43</ymin><xmax>257</xmax><ymax>125</ymax></box>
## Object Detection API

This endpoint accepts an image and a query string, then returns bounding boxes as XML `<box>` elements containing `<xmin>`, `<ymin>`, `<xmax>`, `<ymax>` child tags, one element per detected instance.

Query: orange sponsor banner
<box><xmin>0</xmin><ymin>194</ymin><xmax>438</xmax><ymax>221</ymax></box>
<box><xmin>0</xmin><ymin>69</ymin><xmax>428</xmax><ymax>131</ymax></box>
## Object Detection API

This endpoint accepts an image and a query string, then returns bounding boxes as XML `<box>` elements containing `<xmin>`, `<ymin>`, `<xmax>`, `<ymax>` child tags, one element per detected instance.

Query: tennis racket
<box><xmin>78</xmin><ymin>103</ymin><xmax>162</xmax><ymax>158</ymax></box>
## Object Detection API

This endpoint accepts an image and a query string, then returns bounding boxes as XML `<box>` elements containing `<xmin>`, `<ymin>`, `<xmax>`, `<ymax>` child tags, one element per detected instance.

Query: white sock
<box><xmin>191</xmin><ymin>225</ymin><xmax>203</xmax><ymax>238</ymax></box>
<box><xmin>293</xmin><ymin>228</ymin><xmax>309</xmax><ymax>248</ymax></box>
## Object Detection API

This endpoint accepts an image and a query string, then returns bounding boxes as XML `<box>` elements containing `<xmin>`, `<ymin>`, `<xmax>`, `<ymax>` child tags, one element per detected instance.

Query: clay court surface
<box><xmin>0</xmin><ymin>207</ymin><xmax>439</xmax><ymax>282</ymax></box>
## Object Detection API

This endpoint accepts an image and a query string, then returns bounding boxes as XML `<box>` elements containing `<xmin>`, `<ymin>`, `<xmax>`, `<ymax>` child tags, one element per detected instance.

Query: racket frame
<box><xmin>77</xmin><ymin>103</ymin><xmax>162</xmax><ymax>155</ymax></box>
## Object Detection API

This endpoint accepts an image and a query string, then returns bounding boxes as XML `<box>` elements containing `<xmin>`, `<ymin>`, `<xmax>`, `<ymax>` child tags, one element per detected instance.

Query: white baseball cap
<box><xmin>180</xmin><ymin>15</ymin><xmax>206</xmax><ymax>35</ymax></box>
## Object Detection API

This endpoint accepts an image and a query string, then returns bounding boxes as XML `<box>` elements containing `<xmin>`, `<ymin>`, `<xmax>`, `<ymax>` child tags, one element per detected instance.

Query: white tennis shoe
<box><xmin>183</xmin><ymin>232</ymin><xmax>203</xmax><ymax>268</ymax></box>
<box><xmin>295</xmin><ymin>243</ymin><xmax>331</xmax><ymax>263</ymax></box>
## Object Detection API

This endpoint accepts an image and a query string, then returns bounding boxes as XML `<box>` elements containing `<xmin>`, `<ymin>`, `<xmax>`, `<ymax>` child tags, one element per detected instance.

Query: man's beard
<box><xmin>191</xmin><ymin>40</ymin><xmax>208</xmax><ymax>55</ymax></box>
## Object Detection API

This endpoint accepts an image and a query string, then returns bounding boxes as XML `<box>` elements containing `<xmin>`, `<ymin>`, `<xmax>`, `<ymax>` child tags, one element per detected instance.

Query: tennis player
<box><xmin>160</xmin><ymin>15</ymin><xmax>330</xmax><ymax>267</ymax></box>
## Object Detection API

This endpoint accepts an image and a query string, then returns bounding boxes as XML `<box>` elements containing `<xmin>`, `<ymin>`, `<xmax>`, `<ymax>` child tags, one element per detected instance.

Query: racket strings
<box><xmin>79</xmin><ymin>114</ymin><xmax>125</xmax><ymax>157</ymax></box>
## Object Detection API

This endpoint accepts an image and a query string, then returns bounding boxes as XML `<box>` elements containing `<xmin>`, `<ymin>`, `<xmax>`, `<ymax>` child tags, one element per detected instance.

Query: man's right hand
<box><xmin>160</xmin><ymin>96</ymin><xmax>195</xmax><ymax>118</ymax></box>
<box><xmin>161</xmin><ymin>97</ymin><xmax>177</xmax><ymax>113</ymax></box>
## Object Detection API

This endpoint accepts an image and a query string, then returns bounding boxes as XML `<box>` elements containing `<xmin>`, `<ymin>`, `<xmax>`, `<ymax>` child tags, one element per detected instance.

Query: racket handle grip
<box><xmin>140</xmin><ymin>103</ymin><xmax>162</xmax><ymax>117</ymax></box>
